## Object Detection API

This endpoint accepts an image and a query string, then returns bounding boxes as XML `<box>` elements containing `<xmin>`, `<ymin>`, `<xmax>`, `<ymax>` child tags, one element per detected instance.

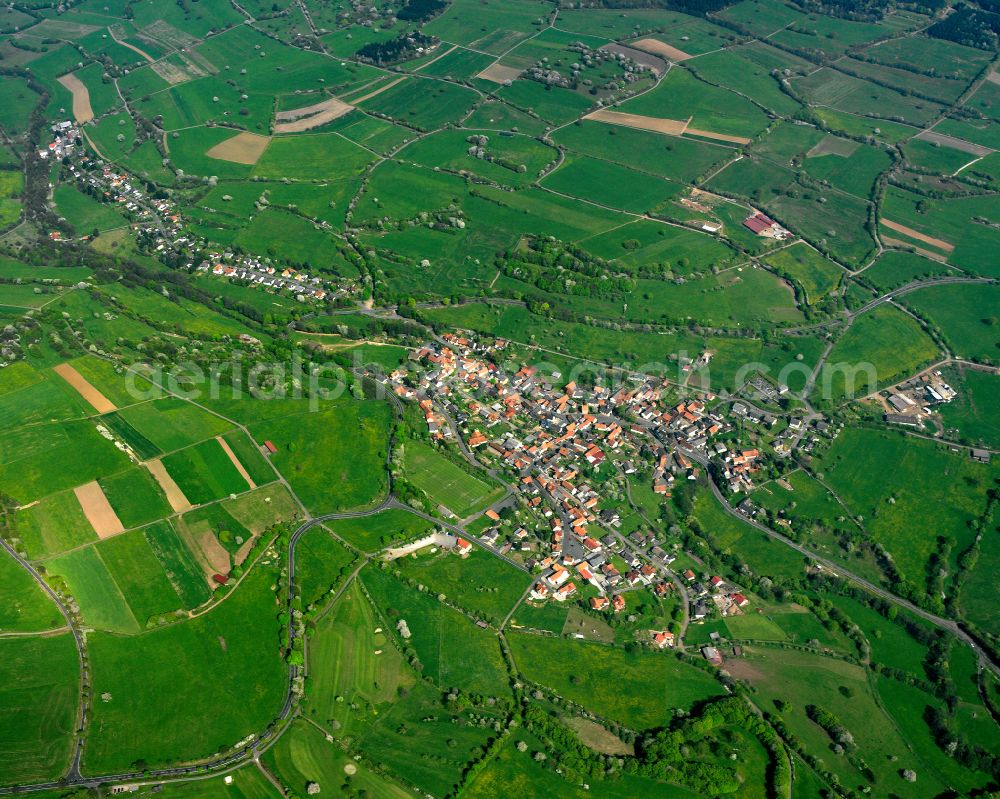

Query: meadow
<box><xmin>937</xmin><ymin>368</ymin><xmax>1000</xmax><ymax>448</ymax></box>
<box><xmin>391</xmin><ymin>545</ymin><xmax>529</xmax><ymax>623</ymax></box>
<box><xmin>246</xmin><ymin>399</ymin><xmax>391</xmax><ymax>514</ymax></box>
<box><xmin>817</xmin><ymin>427</ymin><xmax>997</xmax><ymax>592</ymax></box>
<box><xmin>508</xmin><ymin>632</ymin><xmax>723</xmax><ymax>729</ymax></box>
<box><xmin>0</xmin><ymin>551</ymin><xmax>63</xmax><ymax>632</ymax></box>
<box><xmin>819</xmin><ymin>305</ymin><xmax>940</xmax><ymax>401</ymax></box>
<box><xmin>0</xmin><ymin>634</ymin><xmax>78</xmax><ymax>785</ymax></box>
<box><xmin>903</xmin><ymin>283</ymin><xmax>1000</xmax><ymax>362</ymax></box>
<box><xmin>83</xmin><ymin>563</ymin><xmax>286</xmax><ymax>773</ymax></box>
<box><xmin>161</xmin><ymin>438</ymin><xmax>251</xmax><ymax>505</ymax></box>
<box><xmin>327</xmin><ymin>508</ymin><xmax>433</xmax><ymax>552</ymax></box>
<box><xmin>363</xmin><ymin>565</ymin><xmax>510</xmax><ymax>696</ymax></box>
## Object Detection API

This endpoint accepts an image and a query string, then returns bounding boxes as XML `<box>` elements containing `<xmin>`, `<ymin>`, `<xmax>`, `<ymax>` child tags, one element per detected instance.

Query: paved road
<box><xmin>674</xmin><ymin>443</ymin><xmax>1000</xmax><ymax>680</ymax></box>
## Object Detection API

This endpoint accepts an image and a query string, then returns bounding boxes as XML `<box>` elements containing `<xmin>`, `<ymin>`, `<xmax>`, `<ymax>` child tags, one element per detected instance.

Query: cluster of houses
<box><xmin>38</xmin><ymin>121</ymin><xmax>81</xmax><ymax>161</ymax></box>
<box><xmin>684</xmin><ymin>571</ymin><xmax>750</xmax><ymax>620</ymax></box>
<box><xmin>377</xmin><ymin>331</ymin><xmax>774</xmax><ymax>638</ymax></box>
<box><xmin>58</xmin><ymin>139</ymin><xmax>348</xmax><ymax>304</ymax></box>
<box><xmin>204</xmin><ymin>259</ymin><xmax>334</xmax><ymax>301</ymax></box>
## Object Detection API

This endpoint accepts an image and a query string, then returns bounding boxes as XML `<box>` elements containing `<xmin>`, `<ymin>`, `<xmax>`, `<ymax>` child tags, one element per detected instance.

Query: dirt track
<box><xmin>74</xmin><ymin>481</ymin><xmax>125</xmax><ymax>538</ymax></box>
<box><xmin>53</xmin><ymin>363</ymin><xmax>116</xmax><ymax>413</ymax></box>
<box><xmin>348</xmin><ymin>76</ymin><xmax>408</xmax><ymax>104</ymax></box>
<box><xmin>57</xmin><ymin>74</ymin><xmax>94</xmax><ymax>124</ymax></box>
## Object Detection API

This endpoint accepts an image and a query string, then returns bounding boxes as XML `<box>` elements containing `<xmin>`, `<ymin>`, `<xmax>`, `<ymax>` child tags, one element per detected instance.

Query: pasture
<box><xmin>903</xmin><ymin>282</ymin><xmax>1000</xmax><ymax>361</ymax></box>
<box><xmin>83</xmin><ymin>563</ymin><xmax>286</xmax><ymax>773</ymax></box>
<box><xmin>817</xmin><ymin>427</ymin><xmax>996</xmax><ymax>591</ymax></box>
<box><xmin>363</xmin><ymin>566</ymin><xmax>510</xmax><ymax>696</ymax></box>
<box><xmin>246</xmin><ymin>399</ymin><xmax>392</xmax><ymax>514</ymax></box>
<box><xmin>160</xmin><ymin>438</ymin><xmax>251</xmax><ymax>505</ymax></box>
<box><xmin>0</xmin><ymin>550</ymin><xmax>63</xmax><ymax>632</ymax></box>
<box><xmin>508</xmin><ymin>632</ymin><xmax>723</xmax><ymax>729</ymax></box>
<box><xmin>264</xmin><ymin>720</ymin><xmax>414</xmax><ymax>799</ymax></box>
<box><xmin>391</xmin><ymin>545</ymin><xmax>529</xmax><ymax>623</ymax></box>
<box><xmin>763</xmin><ymin>243</ymin><xmax>844</xmax><ymax>304</ymax></box>
<box><xmin>819</xmin><ymin>305</ymin><xmax>939</xmax><ymax>401</ymax></box>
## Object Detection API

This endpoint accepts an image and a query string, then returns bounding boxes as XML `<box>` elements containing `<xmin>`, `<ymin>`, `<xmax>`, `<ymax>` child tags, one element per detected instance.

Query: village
<box><xmin>374</xmin><ymin>329</ymin><xmax>785</xmax><ymax>659</ymax></box>
<box><xmin>50</xmin><ymin>123</ymin><xmax>352</xmax><ymax>304</ymax></box>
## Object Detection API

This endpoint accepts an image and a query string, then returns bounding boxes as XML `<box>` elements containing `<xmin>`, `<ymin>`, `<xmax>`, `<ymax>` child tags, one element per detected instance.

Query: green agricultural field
<box><xmin>117</xmin><ymin>397</ymin><xmax>233</xmax><ymax>454</ymax></box>
<box><xmin>94</xmin><ymin>529</ymin><xmax>186</xmax><ymax>625</ymax></box>
<box><xmin>161</xmin><ymin>438</ymin><xmax>251</xmax><ymax>505</ymax></box>
<box><xmin>541</xmin><ymin>154</ymin><xmax>684</xmax><ymax>215</ymax></box>
<box><xmin>937</xmin><ymin>368</ymin><xmax>1000</xmax><ymax>448</ymax></box>
<box><xmin>0</xmin><ymin>634</ymin><xmax>78</xmax><ymax>786</ymax></box>
<box><xmin>730</xmin><ymin>646</ymin><xmax>964</xmax><ymax>797</ymax></box>
<box><xmin>508</xmin><ymin>632</ymin><xmax>723</xmax><ymax>729</ymax></box>
<box><xmin>0</xmin><ymin>550</ymin><xmax>63</xmax><ymax>632</ymax></box>
<box><xmin>363</xmin><ymin>566</ymin><xmax>510</xmax><ymax>696</ymax></box>
<box><xmin>402</xmin><ymin>441</ymin><xmax>502</xmax><ymax>518</ymax></box>
<box><xmin>763</xmin><ymin>243</ymin><xmax>844</xmax><ymax>305</ymax></box>
<box><xmin>0</xmin><ymin>419</ymin><xmax>132</xmax><ymax>504</ymax></box>
<box><xmin>264</xmin><ymin>719</ymin><xmax>414</xmax><ymax>799</ymax></box>
<box><xmin>327</xmin><ymin>508</ymin><xmax>433</xmax><ymax>552</ymax></box>
<box><xmin>98</xmin><ymin>466</ymin><xmax>173</xmax><ymax>528</ymax></box>
<box><xmin>425</xmin><ymin>0</ymin><xmax>550</xmax><ymax>54</ymax></box>
<box><xmin>904</xmin><ymin>282</ymin><xmax>1000</xmax><ymax>362</ymax></box>
<box><xmin>819</xmin><ymin>305</ymin><xmax>940</xmax><ymax>401</ymax></box>
<box><xmin>246</xmin><ymin>399</ymin><xmax>391</xmax><ymax>514</ymax></box>
<box><xmin>144</xmin><ymin>520</ymin><xmax>212</xmax><ymax>610</ymax></box>
<box><xmin>817</xmin><ymin>427</ymin><xmax>997</xmax><ymax>592</ymax></box>
<box><xmin>293</xmin><ymin>526</ymin><xmax>356</xmax><ymax>610</ymax></box>
<box><xmin>622</xmin><ymin>69</ymin><xmax>770</xmax><ymax>139</ymax></box>
<box><xmin>862</xmin><ymin>251</ymin><xmax>955</xmax><ymax>291</ymax></box>
<box><xmin>14</xmin><ymin>489</ymin><xmax>97</xmax><ymax>559</ymax></box>
<box><xmin>304</xmin><ymin>580</ymin><xmax>413</xmax><ymax>734</ymax></box>
<box><xmin>67</xmin><ymin>356</ymin><xmax>163</xmax><ymax>407</ymax></box>
<box><xmin>881</xmin><ymin>186</ymin><xmax>1000</xmax><ymax>277</ymax></box>
<box><xmin>221</xmin><ymin>429</ymin><xmax>276</xmax><ymax>486</ymax></box>
<box><xmin>83</xmin><ymin>563</ymin><xmax>286</xmax><ymax>773</ymax></box>
<box><xmin>391</xmin><ymin>545</ymin><xmax>529</xmax><ymax>624</ymax></box>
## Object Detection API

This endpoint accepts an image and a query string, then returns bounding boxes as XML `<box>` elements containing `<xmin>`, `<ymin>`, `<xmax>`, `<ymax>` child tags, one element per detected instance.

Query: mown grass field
<box><xmin>0</xmin><ymin>550</ymin><xmax>63</xmax><ymax>632</ymax></box>
<box><xmin>83</xmin><ymin>563</ymin><xmax>285</xmax><ymax>773</ymax></box>
<box><xmin>0</xmin><ymin>634</ymin><xmax>78</xmax><ymax>785</ymax></box>
<box><xmin>402</xmin><ymin>441</ymin><xmax>502</xmax><ymax>518</ymax></box>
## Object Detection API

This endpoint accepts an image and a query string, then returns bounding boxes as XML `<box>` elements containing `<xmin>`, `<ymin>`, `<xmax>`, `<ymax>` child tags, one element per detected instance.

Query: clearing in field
<box><xmin>52</xmin><ymin>362</ymin><xmax>115</xmax><ymax>414</ymax></box>
<box><xmin>477</xmin><ymin>62</ymin><xmax>525</xmax><ymax>84</ymax></box>
<box><xmin>630</xmin><ymin>37</ymin><xmax>692</xmax><ymax>61</ymax></box>
<box><xmin>204</xmin><ymin>131</ymin><xmax>270</xmax><ymax>166</ymax></box>
<box><xmin>215</xmin><ymin>436</ymin><xmax>256</xmax><ymax>490</ymax></box>
<box><xmin>73</xmin><ymin>481</ymin><xmax>125</xmax><ymax>539</ymax></box>
<box><xmin>57</xmin><ymin>73</ymin><xmax>93</xmax><ymax>124</ymax></box>
<box><xmin>145</xmin><ymin>458</ymin><xmax>191</xmax><ymax>513</ymax></box>
<box><xmin>881</xmin><ymin>218</ymin><xmax>954</xmax><ymax>252</ymax></box>
<box><xmin>273</xmin><ymin>97</ymin><xmax>354</xmax><ymax>134</ymax></box>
